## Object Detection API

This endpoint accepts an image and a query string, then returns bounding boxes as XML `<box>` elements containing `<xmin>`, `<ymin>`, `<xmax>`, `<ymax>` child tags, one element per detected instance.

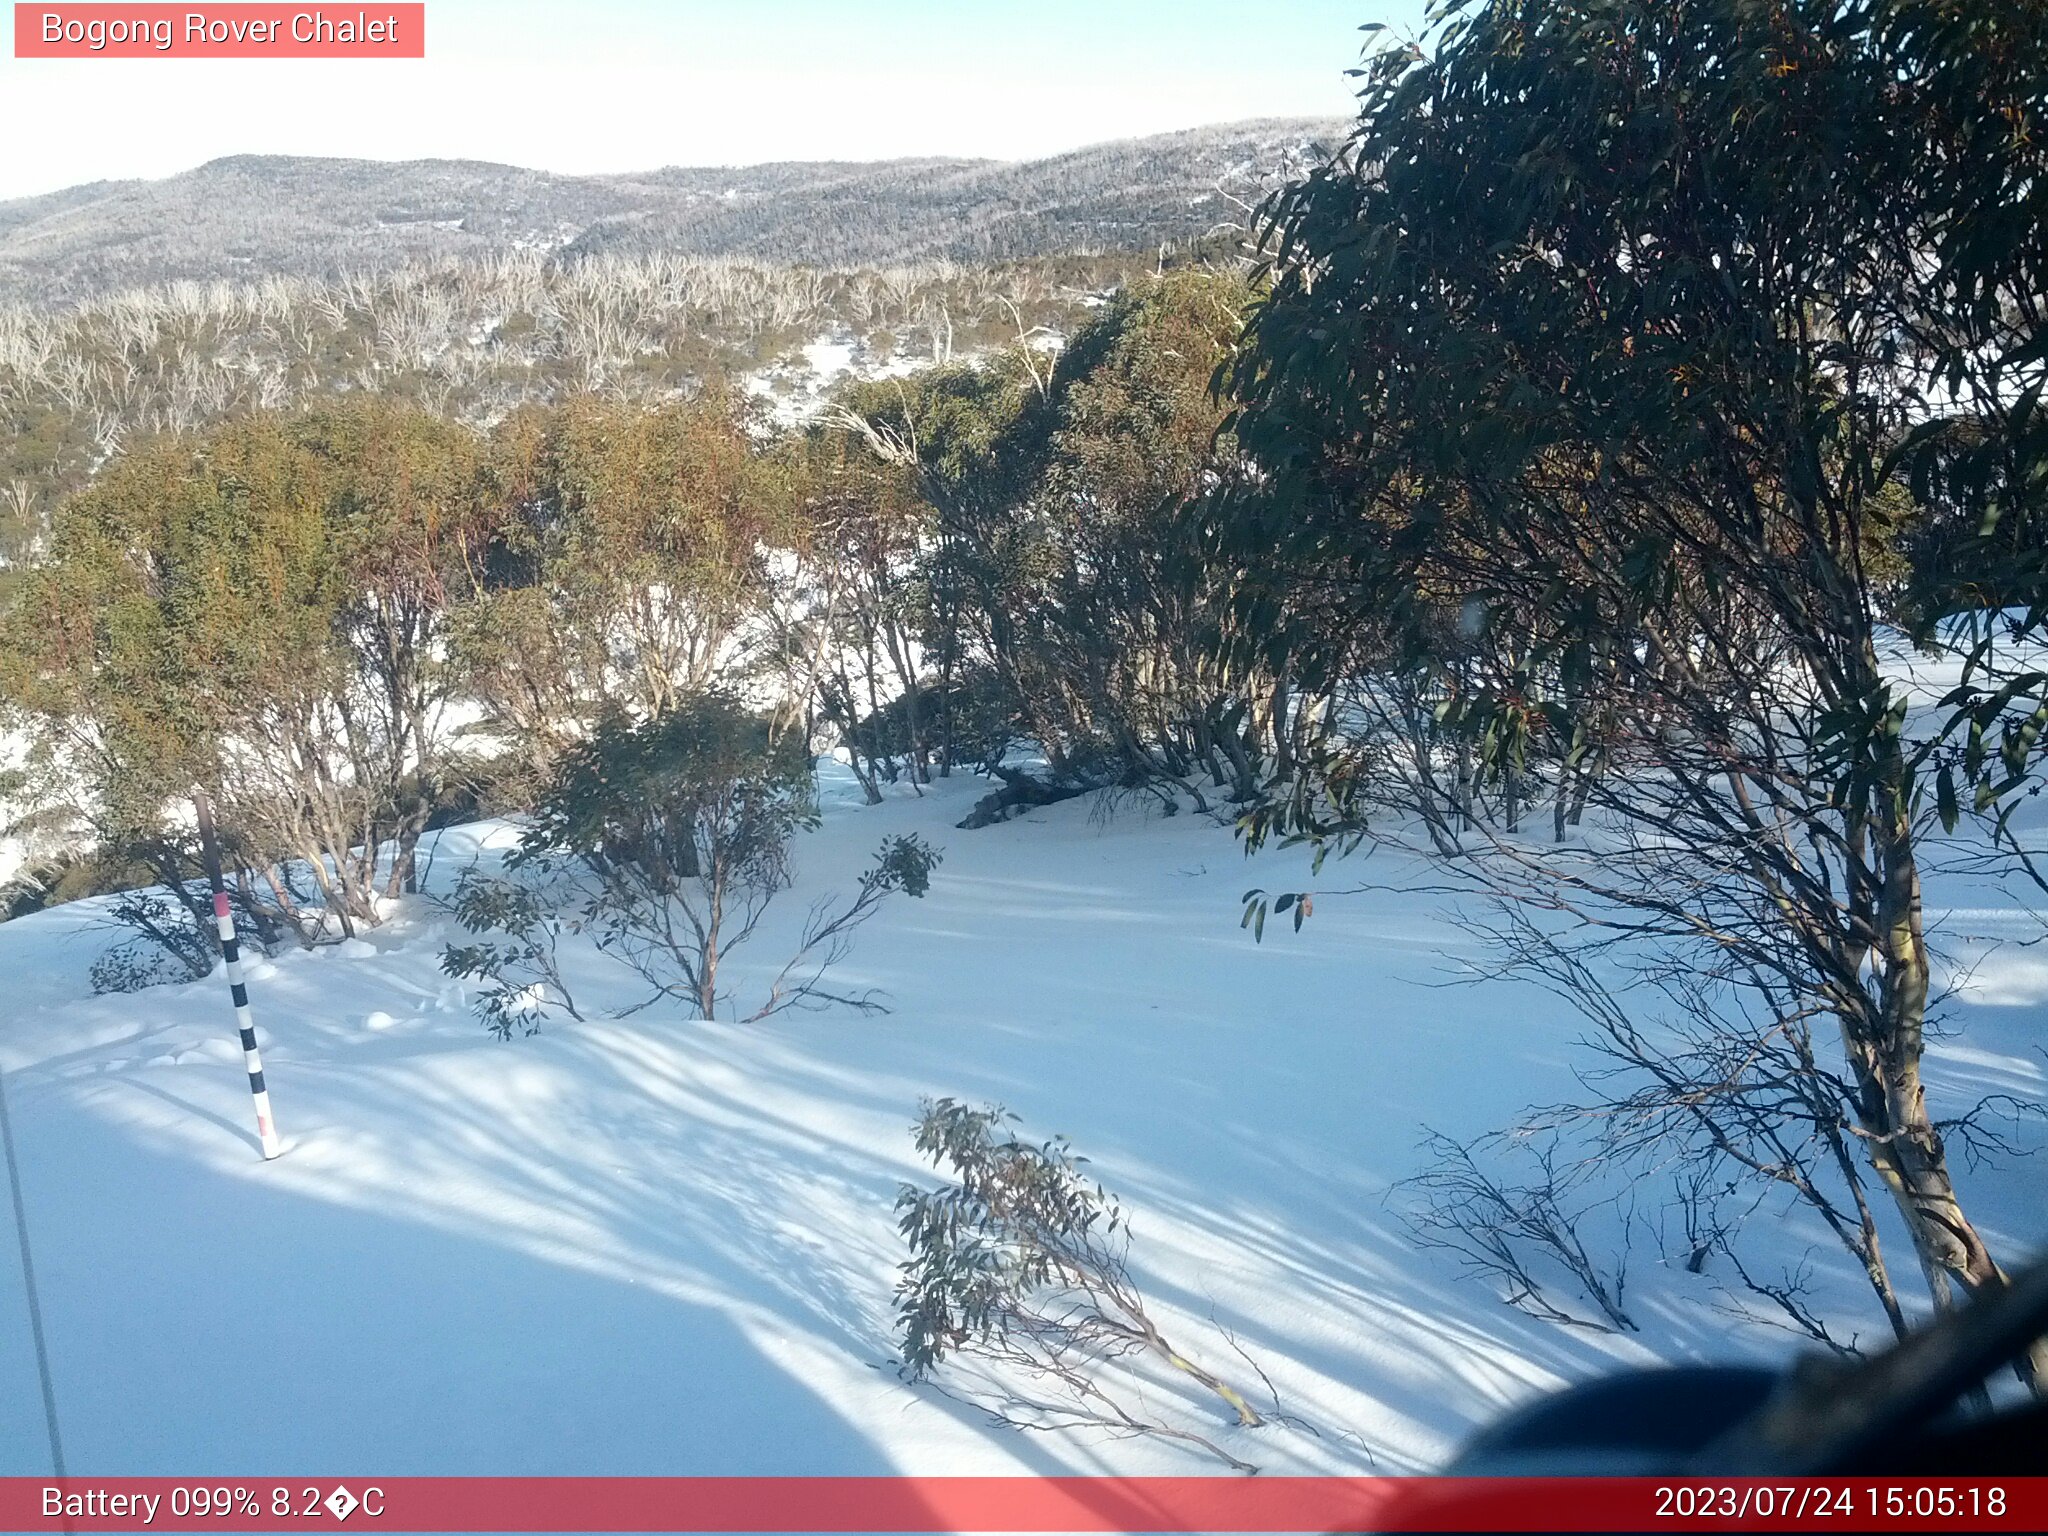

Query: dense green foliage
<box><xmin>3</xmin><ymin>400</ymin><xmax>485</xmax><ymax>935</ymax></box>
<box><xmin>0</xmin><ymin>251</ymin><xmax>1153</xmax><ymax>574</ymax></box>
<box><xmin>1213</xmin><ymin>0</ymin><xmax>2048</xmax><ymax>1367</ymax></box>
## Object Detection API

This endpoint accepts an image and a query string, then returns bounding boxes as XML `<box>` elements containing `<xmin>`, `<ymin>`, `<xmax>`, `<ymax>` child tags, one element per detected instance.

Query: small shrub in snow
<box><xmin>895</xmin><ymin>1097</ymin><xmax>1270</xmax><ymax>1473</ymax></box>
<box><xmin>523</xmin><ymin>697</ymin><xmax>815</xmax><ymax>1020</ymax></box>
<box><xmin>439</xmin><ymin>866</ymin><xmax>584</xmax><ymax>1039</ymax></box>
<box><xmin>448</xmin><ymin>696</ymin><xmax>941</xmax><ymax>1028</ymax></box>
<box><xmin>88</xmin><ymin>891</ymin><xmax>216</xmax><ymax>993</ymax></box>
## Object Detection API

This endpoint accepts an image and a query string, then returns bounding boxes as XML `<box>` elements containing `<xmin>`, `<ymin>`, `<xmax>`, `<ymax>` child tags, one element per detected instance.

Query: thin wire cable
<box><xmin>0</xmin><ymin>1060</ymin><xmax>67</xmax><ymax>1480</ymax></box>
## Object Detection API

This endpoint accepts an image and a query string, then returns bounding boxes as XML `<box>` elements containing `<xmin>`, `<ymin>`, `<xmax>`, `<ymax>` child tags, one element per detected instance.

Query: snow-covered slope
<box><xmin>1</xmin><ymin>765</ymin><xmax>2042</xmax><ymax>1476</ymax></box>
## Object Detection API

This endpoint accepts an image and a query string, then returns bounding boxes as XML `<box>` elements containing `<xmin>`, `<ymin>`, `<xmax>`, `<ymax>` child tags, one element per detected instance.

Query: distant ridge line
<box><xmin>0</xmin><ymin>118</ymin><xmax>1350</xmax><ymax>308</ymax></box>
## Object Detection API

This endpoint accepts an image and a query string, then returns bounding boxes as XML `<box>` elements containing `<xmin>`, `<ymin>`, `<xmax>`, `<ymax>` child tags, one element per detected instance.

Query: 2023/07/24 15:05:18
<box><xmin>1651</xmin><ymin>1484</ymin><xmax>2011</xmax><ymax>1522</ymax></box>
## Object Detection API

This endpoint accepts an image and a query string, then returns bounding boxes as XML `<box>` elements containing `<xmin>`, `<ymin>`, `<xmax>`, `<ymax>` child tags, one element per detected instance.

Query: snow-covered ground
<box><xmin>743</xmin><ymin>336</ymin><xmax>932</xmax><ymax>429</ymax></box>
<box><xmin>1</xmin><ymin>763</ymin><xmax>2043</xmax><ymax>1477</ymax></box>
<box><xmin>742</xmin><ymin>330</ymin><xmax>1063</xmax><ymax>429</ymax></box>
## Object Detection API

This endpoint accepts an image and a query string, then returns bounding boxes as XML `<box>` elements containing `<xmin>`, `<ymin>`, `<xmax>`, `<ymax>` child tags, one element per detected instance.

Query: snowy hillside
<box><xmin>2</xmin><ymin>764</ymin><xmax>2043</xmax><ymax>1477</ymax></box>
<box><xmin>0</xmin><ymin>121</ymin><xmax>1343</xmax><ymax>307</ymax></box>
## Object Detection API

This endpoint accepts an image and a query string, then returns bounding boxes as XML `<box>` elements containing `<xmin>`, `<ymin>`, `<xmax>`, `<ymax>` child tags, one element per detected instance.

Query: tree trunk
<box><xmin>1453</xmin><ymin>736</ymin><xmax>1475</xmax><ymax>832</ymax></box>
<box><xmin>1846</xmin><ymin>808</ymin><xmax>2048</xmax><ymax>1391</ymax></box>
<box><xmin>1271</xmin><ymin>677</ymin><xmax>1295</xmax><ymax>782</ymax></box>
<box><xmin>698</xmin><ymin>916</ymin><xmax>720</xmax><ymax>1020</ymax></box>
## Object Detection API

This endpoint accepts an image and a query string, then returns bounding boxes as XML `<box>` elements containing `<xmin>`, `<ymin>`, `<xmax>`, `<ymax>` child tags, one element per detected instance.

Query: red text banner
<box><xmin>13</xmin><ymin>5</ymin><xmax>424</xmax><ymax>58</ymax></box>
<box><xmin>1</xmin><ymin>1477</ymin><xmax>2043</xmax><ymax>1532</ymax></box>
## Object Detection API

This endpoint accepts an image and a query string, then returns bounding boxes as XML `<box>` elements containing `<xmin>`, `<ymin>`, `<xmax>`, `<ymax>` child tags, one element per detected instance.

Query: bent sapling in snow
<box><xmin>747</xmin><ymin>834</ymin><xmax>940</xmax><ymax>1021</ymax></box>
<box><xmin>895</xmin><ymin>1097</ymin><xmax>1273</xmax><ymax>1474</ymax></box>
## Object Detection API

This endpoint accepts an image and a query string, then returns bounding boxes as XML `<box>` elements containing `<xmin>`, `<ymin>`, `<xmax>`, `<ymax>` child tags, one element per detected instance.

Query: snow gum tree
<box><xmin>2</xmin><ymin>400</ymin><xmax>486</xmax><ymax>941</ymax></box>
<box><xmin>453</xmin><ymin>390</ymin><xmax>788</xmax><ymax>790</ymax></box>
<box><xmin>486</xmin><ymin>693</ymin><xmax>940</xmax><ymax>1022</ymax></box>
<box><xmin>829</xmin><ymin>356</ymin><xmax>1050</xmax><ymax>776</ymax></box>
<box><xmin>774</xmin><ymin>425</ymin><xmax>936</xmax><ymax>801</ymax></box>
<box><xmin>829</xmin><ymin>272</ymin><xmax>1292</xmax><ymax>804</ymax></box>
<box><xmin>1218</xmin><ymin>0</ymin><xmax>2048</xmax><ymax>1376</ymax></box>
<box><xmin>1024</xmin><ymin>271</ymin><xmax>1278</xmax><ymax>803</ymax></box>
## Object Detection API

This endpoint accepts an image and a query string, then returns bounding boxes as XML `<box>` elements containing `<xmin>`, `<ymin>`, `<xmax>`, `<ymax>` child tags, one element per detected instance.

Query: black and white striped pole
<box><xmin>193</xmin><ymin>790</ymin><xmax>282</xmax><ymax>1160</ymax></box>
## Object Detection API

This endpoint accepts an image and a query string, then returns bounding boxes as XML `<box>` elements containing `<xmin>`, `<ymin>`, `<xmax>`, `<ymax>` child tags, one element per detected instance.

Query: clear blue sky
<box><xmin>0</xmin><ymin>1</ymin><xmax>1429</xmax><ymax>199</ymax></box>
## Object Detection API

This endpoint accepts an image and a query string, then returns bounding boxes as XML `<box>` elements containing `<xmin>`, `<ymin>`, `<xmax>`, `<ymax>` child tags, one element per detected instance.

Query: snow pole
<box><xmin>0</xmin><ymin>1062</ymin><xmax>67</xmax><ymax>1483</ymax></box>
<box><xmin>193</xmin><ymin>790</ymin><xmax>283</xmax><ymax>1160</ymax></box>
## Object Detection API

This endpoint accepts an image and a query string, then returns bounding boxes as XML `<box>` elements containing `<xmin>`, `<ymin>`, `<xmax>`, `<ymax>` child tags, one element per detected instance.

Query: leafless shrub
<box><xmin>1396</xmin><ymin>1126</ymin><xmax>1637</xmax><ymax>1334</ymax></box>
